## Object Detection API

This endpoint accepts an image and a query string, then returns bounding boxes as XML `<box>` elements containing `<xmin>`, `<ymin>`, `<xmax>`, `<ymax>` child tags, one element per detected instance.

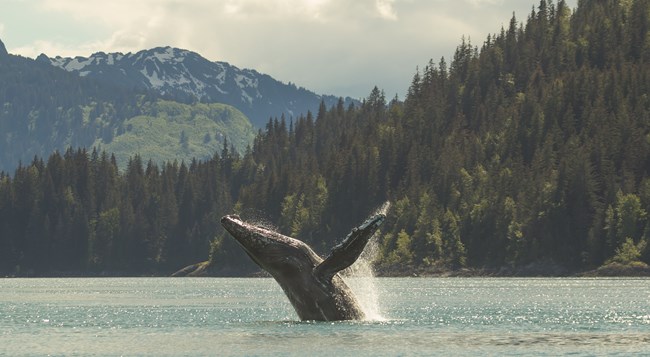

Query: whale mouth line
<box><xmin>221</xmin><ymin>215</ymin><xmax>280</xmax><ymax>239</ymax></box>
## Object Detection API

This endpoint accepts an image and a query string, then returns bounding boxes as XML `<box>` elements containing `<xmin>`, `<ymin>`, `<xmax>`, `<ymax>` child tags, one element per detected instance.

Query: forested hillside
<box><xmin>236</xmin><ymin>0</ymin><xmax>650</xmax><ymax>273</ymax></box>
<box><xmin>1</xmin><ymin>0</ymin><xmax>649</xmax><ymax>276</ymax></box>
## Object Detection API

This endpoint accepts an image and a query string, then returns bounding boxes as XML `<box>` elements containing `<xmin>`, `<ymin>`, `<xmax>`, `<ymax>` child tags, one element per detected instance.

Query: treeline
<box><xmin>2</xmin><ymin>0</ymin><xmax>650</xmax><ymax>275</ymax></box>
<box><xmin>0</xmin><ymin>146</ymin><xmax>246</xmax><ymax>275</ymax></box>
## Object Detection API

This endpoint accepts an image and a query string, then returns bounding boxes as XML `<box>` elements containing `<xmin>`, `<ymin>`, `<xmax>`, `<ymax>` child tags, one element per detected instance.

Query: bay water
<box><xmin>1</xmin><ymin>277</ymin><xmax>649</xmax><ymax>356</ymax></box>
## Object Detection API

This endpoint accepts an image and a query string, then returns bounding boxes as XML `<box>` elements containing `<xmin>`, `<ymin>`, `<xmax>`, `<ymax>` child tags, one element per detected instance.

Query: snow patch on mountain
<box><xmin>153</xmin><ymin>47</ymin><xmax>176</xmax><ymax>62</ymax></box>
<box><xmin>141</xmin><ymin>67</ymin><xmax>164</xmax><ymax>88</ymax></box>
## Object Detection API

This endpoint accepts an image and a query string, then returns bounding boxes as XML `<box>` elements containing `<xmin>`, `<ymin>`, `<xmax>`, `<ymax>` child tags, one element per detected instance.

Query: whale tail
<box><xmin>314</xmin><ymin>213</ymin><xmax>385</xmax><ymax>281</ymax></box>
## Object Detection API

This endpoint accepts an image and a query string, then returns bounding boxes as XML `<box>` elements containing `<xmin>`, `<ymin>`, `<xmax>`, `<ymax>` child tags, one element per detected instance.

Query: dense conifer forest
<box><xmin>1</xmin><ymin>0</ymin><xmax>649</xmax><ymax>276</ymax></box>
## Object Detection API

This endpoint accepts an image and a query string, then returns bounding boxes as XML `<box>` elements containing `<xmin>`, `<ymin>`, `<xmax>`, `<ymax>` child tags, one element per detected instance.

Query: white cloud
<box><xmin>11</xmin><ymin>39</ymin><xmax>100</xmax><ymax>58</ymax></box>
<box><xmin>376</xmin><ymin>0</ymin><xmax>398</xmax><ymax>20</ymax></box>
<box><xmin>6</xmin><ymin>0</ymin><xmax>579</xmax><ymax>98</ymax></box>
<box><xmin>465</xmin><ymin>0</ymin><xmax>504</xmax><ymax>7</ymax></box>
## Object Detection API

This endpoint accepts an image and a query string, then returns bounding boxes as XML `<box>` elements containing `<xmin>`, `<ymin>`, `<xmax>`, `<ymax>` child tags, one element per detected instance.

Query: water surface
<box><xmin>1</xmin><ymin>277</ymin><xmax>649</xmax><ymax>356</ymax></box>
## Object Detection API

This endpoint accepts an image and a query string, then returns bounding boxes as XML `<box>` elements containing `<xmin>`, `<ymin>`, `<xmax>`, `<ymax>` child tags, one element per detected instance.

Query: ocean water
<box><xmin>1</xmin><ymin>277</ymin><xmax>649</xmax><ymax>356</ymax></box>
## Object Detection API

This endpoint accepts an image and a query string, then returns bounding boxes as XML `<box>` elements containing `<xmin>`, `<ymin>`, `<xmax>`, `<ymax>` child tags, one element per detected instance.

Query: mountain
<box><xmin>38</xmin><ymin>47</ymin><xmax>359</xmax><ymax>127</ymax></box>
<box><xmin>0</xmin><ymin>41</ymin><xmax>255</xmax><ymax>172</ymax></box>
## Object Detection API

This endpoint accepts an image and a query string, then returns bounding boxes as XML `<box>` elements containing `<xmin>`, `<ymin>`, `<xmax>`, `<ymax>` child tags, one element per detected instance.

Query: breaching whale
<box><xmin>220</xmin><ymin>212</ymin><xmax>385</xmax><ymax>321</ymax></box>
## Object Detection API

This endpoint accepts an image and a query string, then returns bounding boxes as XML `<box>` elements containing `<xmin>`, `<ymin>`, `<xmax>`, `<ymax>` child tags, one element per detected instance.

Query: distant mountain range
<box><xmin>0</xmin><ymin>39</ymin><xmax>255</xmax><ymax>172</ymax></box>
<box><xmin>0</xmin><ymin>39</ymin><xmax>359</xmax><ymax>172</ymax></box>
<box><xmin>38</xmin><ymin>46</ymin><xmax>359</xmax><ymax>127</ymax></box>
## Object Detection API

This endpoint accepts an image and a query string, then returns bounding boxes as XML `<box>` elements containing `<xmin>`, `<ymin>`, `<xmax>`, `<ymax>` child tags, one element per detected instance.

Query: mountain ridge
<box><xmin>38</xmin><ymin>46</ymin><xmax>359</xmax><ymax>127</ymax></box>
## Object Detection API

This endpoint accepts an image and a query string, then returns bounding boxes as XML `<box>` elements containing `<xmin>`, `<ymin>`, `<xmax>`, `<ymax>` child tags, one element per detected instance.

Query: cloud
<box><xmin>10</xmin><ymin>39</ymin><xmax>102</xmax><ymax>58</ymax></box>
<box><xmin>465</xmin><ymin>0</ymin><xmax>505</xmax><ymax>7</ymax></box>
<box><xmin>25</xmin><ymin>0</ymin><xmax>420</xmax><ymax>94</ymax></box>
<box><xmin>7</xmin><ymin>0</ymin><xmax>578</xmax><ymax>98</ymax></box>
<box><xmin>376</xmin><ymin>0</ymin><xmax>398</xmax><ymax>20</ymax></box>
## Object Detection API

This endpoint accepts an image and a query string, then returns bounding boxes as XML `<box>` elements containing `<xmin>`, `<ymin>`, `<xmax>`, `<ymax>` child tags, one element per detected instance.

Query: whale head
<box><xmin>220</xmin><ymin>215</ymin><xmax>322</xmax><ymax>276</ymax></box>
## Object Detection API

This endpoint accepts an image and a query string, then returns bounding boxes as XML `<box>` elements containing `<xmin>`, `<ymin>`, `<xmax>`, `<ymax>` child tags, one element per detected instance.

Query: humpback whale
<box><xmin>220</xmin><ymin>212</ymin><xmax>385</xmax><ymax>321</ymax></box>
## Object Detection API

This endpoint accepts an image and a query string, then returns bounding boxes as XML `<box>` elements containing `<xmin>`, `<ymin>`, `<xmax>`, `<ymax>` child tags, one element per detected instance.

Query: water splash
<box><xmin>343</xmin><ymin>201</ymin><xmax>391</xmax><ymax>321</ymax></box>
<box><xmin>245</xmin><ymin>215</ymin><xmax>279</xmax><ymax>233</ymax></box>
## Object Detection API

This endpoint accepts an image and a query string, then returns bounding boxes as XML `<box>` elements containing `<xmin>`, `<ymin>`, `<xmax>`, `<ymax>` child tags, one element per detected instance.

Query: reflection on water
<box><xmin>1</xmin><ymin>277</ymin><xmax>649</xmax><ymax>356</ymax></box>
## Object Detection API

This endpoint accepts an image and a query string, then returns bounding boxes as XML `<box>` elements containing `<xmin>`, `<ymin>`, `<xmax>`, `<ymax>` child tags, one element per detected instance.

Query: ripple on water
<box><xmin>1</xmin><ymin>277</ymin><xmax>650</xmax><ymax>356</ymax></box>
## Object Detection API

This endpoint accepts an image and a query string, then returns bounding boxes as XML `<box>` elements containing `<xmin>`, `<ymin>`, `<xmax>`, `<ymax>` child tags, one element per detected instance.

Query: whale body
<box><xmin>220</xmin><ymin>213</ymin><xmax>385</xmax><ymax>321</ymax></box>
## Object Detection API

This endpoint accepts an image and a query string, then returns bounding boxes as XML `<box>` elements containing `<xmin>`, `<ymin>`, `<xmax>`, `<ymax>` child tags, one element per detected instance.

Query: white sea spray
<box><xmin>343</xmin><ymin>201</ymin><xmax>391</xmax><ymax>321</ymax></box>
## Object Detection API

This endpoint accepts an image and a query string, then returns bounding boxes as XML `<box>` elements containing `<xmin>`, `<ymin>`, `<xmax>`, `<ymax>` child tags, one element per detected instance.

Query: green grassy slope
<box><xmin>94</xmin><ymin>100</ymin><xmax>255</xmax><ymax>168</ymax></box>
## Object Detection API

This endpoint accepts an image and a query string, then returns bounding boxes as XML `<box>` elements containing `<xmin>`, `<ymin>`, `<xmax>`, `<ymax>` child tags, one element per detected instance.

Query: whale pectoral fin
<box><xmin>314</xmin><ymin>214</ymin><xmax>385</xmax><ymax>281</ymax></box>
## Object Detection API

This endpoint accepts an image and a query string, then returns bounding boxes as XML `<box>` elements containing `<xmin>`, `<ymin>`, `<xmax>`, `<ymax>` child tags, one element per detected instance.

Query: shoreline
<box><xmin>376</xmin><ymin>261</ymin><xmax>650</xmax><ymax>278</ymax></box>
<box><xmin>3</xmin><ymin>262</ymin><xmax>650</xmax><ymax>278</ymax></box>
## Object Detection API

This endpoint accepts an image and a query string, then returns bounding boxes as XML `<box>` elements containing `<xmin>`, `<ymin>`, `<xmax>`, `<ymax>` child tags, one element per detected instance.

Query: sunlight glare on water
<box><xmin>1</xmin><ymin>276</ymin><xmax>650</xmax><ymax>356</ymax></box>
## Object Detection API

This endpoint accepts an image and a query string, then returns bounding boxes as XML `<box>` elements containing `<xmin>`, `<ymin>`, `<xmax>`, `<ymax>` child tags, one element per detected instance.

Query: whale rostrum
<box><xmin>220</xmin><ymin>212</ymin><xmax>385</xmax><ymax>321</ymax></box>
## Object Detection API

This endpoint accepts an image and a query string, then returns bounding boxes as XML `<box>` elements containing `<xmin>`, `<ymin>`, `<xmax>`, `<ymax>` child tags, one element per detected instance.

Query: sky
<box><xmin>0</xmin><ymin>0</ymin><xmax>578</xmax><ymax>100</ymax></box>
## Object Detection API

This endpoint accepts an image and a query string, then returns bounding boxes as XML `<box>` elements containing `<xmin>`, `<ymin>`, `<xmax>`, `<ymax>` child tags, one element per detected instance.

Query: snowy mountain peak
<box><xmin>42</xmin><ymin>46</ymin><xmax>358</xmax><ymax>127</ymax></box>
